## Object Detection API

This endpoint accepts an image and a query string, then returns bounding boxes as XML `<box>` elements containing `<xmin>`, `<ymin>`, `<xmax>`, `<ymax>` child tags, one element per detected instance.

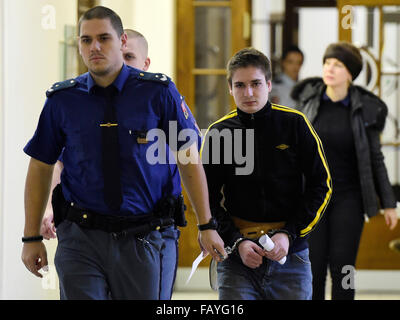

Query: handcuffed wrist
<box><xmin>267</xmin><ymin>229</ymin><xmax>293</xmax><ymax>246</ymax></box>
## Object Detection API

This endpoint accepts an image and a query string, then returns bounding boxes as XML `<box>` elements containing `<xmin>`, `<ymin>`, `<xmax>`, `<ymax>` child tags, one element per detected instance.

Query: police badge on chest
<box><xmin>129</xmin><ymin>130</ymin><xmax>148</xmax><ymax>144</ymax></box>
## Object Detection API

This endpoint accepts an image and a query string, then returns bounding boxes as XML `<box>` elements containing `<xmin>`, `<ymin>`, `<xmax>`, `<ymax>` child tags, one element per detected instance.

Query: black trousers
<box><xmin>308</xmin><ymin>189</ymin><xmax>364</xmax><ymax>300</ymax></box>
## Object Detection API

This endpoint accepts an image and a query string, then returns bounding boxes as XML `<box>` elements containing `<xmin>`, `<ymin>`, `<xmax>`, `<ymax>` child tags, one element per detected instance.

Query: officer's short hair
<box><xmin>227</xmin><ymin>47</ymin><xmax>272</xmax><ymax>86</ymax></box>
<box><xmin>124</xmin><ymin>29</ymin><xmax>149</xmax><ymax>55</ymax></box>
<box><xmin>78</xmin><ymin>6</ymin><xmax>124</xmax><ymax>37</ymax></box>
<box><xmin>125</xmin><ymin>29</ymin><xmax>145</xmax><ymax>40</ymax></box>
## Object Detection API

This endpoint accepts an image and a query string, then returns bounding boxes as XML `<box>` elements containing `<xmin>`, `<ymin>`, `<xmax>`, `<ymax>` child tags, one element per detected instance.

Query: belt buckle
<box><xmin>243</xmin><ymin>227</ymin><xmax>269</xmax><ymax>239</ymax></box>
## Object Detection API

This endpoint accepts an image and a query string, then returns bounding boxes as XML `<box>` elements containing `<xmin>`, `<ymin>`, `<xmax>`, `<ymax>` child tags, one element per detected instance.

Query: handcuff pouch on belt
<box><xmin>153</xmin><ymin>194</ymin><xmax>187</xmax><ymax>227</ymax></box>
<box><xmin>51</xmin><ymin>183</ymin><xmax>69</xmax><ymax>228</ymax></box>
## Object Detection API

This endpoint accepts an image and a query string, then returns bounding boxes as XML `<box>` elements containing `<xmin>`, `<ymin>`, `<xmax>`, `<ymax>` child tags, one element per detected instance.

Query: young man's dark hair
<box><xmin>78</xmin><ymin>6</ymin><xmax>124</xmax><ymax>37</ymax></box>
<box><xmin>227</xmin><ymin>47</ymin><xmax>272</xmax><ymax>85</ymax></box>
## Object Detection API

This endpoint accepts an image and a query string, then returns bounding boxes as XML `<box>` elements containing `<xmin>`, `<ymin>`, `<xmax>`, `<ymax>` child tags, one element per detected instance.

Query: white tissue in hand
<box><xmin>259</xmin><ymin>234</ymin><xmax>286</xmax><ymax>265</ymax></box>
<box><xmin>259</xmin><ymin>234</ymin><xmax>275</xmax><ymax>251</ymax></box>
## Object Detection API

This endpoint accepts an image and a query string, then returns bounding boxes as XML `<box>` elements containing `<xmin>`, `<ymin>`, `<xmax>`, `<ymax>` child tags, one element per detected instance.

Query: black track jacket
<box><xmin>201</xmin><ymin>101</ymin><xmax>332</xmax><ymax>253</ymax></box>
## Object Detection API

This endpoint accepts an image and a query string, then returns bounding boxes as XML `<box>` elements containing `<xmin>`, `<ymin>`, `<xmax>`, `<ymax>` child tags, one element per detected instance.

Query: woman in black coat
<box><xmin>291</xmin><ymin>42</ymin><xmax>398</xmax><ymax>300</ymax></box>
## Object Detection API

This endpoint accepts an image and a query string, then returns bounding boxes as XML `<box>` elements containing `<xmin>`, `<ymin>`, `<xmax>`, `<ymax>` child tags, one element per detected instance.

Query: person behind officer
<box><xmin>291</xmin><ymin>41</ymin><xmax>398</xmax><ymax>300</ymax></box>
<box><xmin>21</xmin><ymin>6</ymin><xmax>225</xmax><ymax>300</ymax></box>
<box><xmin>40</xmin><ymin>27</ymin><xmax>182</xmax><ymax>300</ymax></box>
<box><xmin>122</xmin><ymin>28</ymin><xmax>150</xmax><ymax>71</ymax></box>
<box><xmin>201</xmin><ymin>47</ymin><xmax>332</xmax><ymax>300</ymax></box>
<box><xmin>270</xmin><ymin>45</ymin><xmax>304</xmax><ymax>108</ymax></box>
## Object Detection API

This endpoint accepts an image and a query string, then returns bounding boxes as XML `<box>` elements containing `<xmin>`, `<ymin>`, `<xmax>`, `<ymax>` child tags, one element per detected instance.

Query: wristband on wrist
<box><xmin>22</xmin><ymin>235</ymin><xmax>44</xmax><ymax>243</ymax></box>
<box><xmin>197</xmin><ymin>217</ymin><xmax>218</xmax><ymax>231</ymax></box>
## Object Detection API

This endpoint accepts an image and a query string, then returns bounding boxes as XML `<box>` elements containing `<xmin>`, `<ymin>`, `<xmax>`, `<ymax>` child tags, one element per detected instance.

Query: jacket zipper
<box><xmin>251</xmin><ymin>114</ymin><xmax>267</xmax><ymax>213</ymax></box>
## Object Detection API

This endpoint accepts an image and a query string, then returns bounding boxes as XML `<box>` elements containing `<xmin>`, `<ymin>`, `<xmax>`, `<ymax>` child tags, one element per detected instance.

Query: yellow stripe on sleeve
<box><xmin>199</xmin><ymin>109</ymin><xmax>238</xmax><ymax>157</ymax></box>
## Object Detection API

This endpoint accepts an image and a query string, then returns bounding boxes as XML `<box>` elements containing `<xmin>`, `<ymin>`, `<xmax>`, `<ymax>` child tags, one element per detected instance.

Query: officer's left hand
<box><xmin>40</xmin><ymin>210</ymin><xmax>57</xmax><ymax>240</ymax></box>
<box><xmin>198</xmin><ymin>230</ymin><xmax>227</xmax><ymax>262</ymax></box>
<box><xmin>263</xmin><ymin>233</ymin><xmax>289</xmax><ymax>262</ymax></box>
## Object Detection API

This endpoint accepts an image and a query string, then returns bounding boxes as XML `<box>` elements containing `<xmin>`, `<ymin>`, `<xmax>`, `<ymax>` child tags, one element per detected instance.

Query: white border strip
<box><xmin>0</xmin><ymin>0</ymin><xmax>5</xmax><ymax>300</ymax></box>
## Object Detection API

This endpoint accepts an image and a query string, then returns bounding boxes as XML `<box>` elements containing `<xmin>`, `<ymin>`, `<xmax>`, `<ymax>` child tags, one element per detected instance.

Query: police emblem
<box><xmin>181</xmin><ymin>101</ymin><xmax>189</xmax><ymax>120</ymax></box>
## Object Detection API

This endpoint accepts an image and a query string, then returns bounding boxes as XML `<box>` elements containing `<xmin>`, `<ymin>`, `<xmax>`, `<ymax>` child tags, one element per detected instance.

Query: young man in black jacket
<box><xmin>201</xmin><ymin>47</ymin><xmax>332</xmax><ymax>300</ymax></box>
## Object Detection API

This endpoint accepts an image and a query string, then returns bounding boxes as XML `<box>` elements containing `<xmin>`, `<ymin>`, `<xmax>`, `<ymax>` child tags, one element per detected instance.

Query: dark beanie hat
<box><xmin>323</xmin><ymin>42</ymin><xmax>363</xmax><ymax>80</ymax></box>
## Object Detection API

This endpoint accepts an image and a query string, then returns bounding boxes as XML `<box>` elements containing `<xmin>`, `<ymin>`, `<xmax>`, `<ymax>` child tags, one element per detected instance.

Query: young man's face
<box><xmin>122</xmin><ymin>37</ymin><xmax>150</xmax><ymax>71</ymax></box>
<box><xmin>78</xmin><ymin>18</ymin><xmax>127</xmax><ymax>77</ymax></box>
<box><xmin>229</xmin><ymin>66</ymin><xmax>271</xmax><ymax>114</ymax></box>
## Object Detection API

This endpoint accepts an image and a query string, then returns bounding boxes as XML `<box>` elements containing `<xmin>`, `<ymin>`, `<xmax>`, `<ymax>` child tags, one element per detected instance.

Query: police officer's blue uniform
<box><xmin>24</xmin><ymin>64</ymin><xmax>200</xmax><ymax>299</ymax></box>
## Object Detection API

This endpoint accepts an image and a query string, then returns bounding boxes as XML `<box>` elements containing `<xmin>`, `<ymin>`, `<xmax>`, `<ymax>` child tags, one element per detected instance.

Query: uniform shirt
<box><xmin>24</xmin><ymin>64</ymin><xmax>200</xmax><ymax>216</ymax></box>
<box><xmin>271</xmin><ymin>73</ymin><xmax>298</xmax><ymax>108</ymax></box>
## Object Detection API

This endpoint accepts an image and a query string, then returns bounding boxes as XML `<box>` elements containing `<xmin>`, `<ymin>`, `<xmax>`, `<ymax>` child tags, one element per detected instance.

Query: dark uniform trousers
<box><xmin>55</xmin><ymin>220</ymin><xmax>172</xmax><ymax>300</ymax></box>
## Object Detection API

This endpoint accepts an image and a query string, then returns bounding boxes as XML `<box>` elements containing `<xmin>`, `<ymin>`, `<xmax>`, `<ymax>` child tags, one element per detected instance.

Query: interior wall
<box><xmin>298</xmin><ymin>7</ymin><xmax>338</xmax><ymax>79</ymax></box>
<box><xmin>0</xmin><ymin>0</ymin><xmax>5</xmax><ymax>300</ymax></box>
<box><xmin>252</xmin><ymin>0</ymin><xmax>270</xmax><ymax>56</ymax></box>
<box><xmin>98</xmin><ymin>0</ymin><xmax>134</xmax><ymax>33</ymax></box>
<box><xmin>101</xmin><ymin>0</ymin><xmax>176</xmax><ymax>79</ymax></box>
<box><xmin>0</xmin><ymin>0</ymin><xmax>77</xmax><ymax>299</ymax></box>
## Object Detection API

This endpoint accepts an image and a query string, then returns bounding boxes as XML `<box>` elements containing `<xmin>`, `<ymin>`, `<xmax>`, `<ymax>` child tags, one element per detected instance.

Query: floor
<box><xmin>171</xmin><ymin>290</ymin><xmax>400</xmax><ymax>300</ymax></box>
<box><xmin>172</xmin><ymin>267</ymin><xmax>400</xmax><ymax>300</ymax></box>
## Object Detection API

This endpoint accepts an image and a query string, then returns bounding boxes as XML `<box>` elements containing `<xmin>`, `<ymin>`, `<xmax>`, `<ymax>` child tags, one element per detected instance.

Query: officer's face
<box><xmin>78</xmin><ymin>18</ymin><xmax>127</xmax><ymax>77</ymax></box>
<box><xmin>122</xmin><ymin>37</ymin><xmax>150</xmax><ymax>71</ymax></box>
<box><xmin>229</xmin><ymin>66</ymin><xmax>271</xmax><ymax>114</ymax></box>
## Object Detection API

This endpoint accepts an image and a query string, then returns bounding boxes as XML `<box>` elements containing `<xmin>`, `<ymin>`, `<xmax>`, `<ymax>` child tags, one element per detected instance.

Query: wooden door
<box><xmin>176</xmin><ymin>0</ymin><xmax>251</xmax><ymax>267</ymax></box>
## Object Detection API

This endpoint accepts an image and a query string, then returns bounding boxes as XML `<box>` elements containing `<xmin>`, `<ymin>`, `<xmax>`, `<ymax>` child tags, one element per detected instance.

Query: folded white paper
<box><xmin>185</xmin><ymin>251</ymin><xmax>208</xmax><ymax>285</ymax></box>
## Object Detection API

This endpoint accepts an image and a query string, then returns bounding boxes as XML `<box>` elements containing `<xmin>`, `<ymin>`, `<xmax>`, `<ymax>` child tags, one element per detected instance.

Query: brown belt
<box><xmin>232</xmin><ymin>216</ymin><xmax>285</xmax><ymax>239</ymax></box>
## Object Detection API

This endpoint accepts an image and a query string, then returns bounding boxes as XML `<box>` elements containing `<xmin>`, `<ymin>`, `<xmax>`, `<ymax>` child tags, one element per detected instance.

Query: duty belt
<box><xmin>64</xmin><ymin>203</ymin><xmax>174</xmax><ymax>239</ymax></box>
<box><xmin>51</xmin><ymin>184</ymin><xmax>179</xmax><ymax>238</ymax></box>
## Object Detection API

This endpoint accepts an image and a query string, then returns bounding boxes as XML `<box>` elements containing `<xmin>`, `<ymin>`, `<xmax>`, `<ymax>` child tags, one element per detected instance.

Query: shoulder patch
<box><xmin>46</xmin><ymin>79</ymin><xmax>78</xmax><ymax>97</ymax></box>
<box><xmin>137</xmin><ymin>71</ymin><xmax>171</xmax><ymax>86</ymax></box>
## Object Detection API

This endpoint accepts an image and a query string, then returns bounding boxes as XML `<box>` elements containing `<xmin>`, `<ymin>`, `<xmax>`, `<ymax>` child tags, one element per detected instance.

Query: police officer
<box><xmin>39</xmin><ymin>27</ymin><xmax>184</xmax><ymax>300</ymax></box>
<box><xmin>21</xmin><ymin>6</ymin><xmax>225</xmax><ymax>300</ymax></box>
<box><xmin>40</xmin><ymin>29</ymin><xmax>153</xmax><ymax>240</ymax></box>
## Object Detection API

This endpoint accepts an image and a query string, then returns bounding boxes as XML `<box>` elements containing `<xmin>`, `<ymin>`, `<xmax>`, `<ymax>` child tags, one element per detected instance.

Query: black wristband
<box><xmin>197</xmin><ymin>217</ymin><xmax>218</xmax><ymax>231</ymax></box>
<box><xmin>22</xmin><ymin>235</ymin><xmax>44</xmax><ymax>243</ymax></box>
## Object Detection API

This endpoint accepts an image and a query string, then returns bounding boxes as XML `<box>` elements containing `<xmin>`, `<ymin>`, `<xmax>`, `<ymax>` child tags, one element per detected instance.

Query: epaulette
<box><xmin>137</xmin><ymin>71</ymin><xmax>171</xmax><ymax>86</ymax></box>
<box><xmin>46</xmin><ymin>79</ymin><xmax>78</xmax><ymax>97</ymax></box>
